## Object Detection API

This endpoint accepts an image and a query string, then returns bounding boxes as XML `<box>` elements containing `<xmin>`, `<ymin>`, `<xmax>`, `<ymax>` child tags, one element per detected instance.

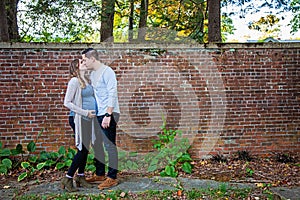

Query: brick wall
<box><xmin>0</xmin><ymin>42</ymin><xmax>299</xmax><ymax>159</ymax></box>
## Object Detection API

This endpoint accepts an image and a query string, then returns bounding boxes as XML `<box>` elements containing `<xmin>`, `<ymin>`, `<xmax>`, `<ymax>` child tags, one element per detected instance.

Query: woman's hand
<box><xmin>87</xmin><ymin>110</ymin><xmax>96</xmax><ymax>118</ymax></box>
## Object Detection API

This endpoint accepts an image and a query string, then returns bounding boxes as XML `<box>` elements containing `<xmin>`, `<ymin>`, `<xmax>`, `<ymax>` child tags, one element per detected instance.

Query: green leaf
<box><xmin>58</xmin><ymin>146</ymin><xmax>66</xmax><ymax>155</ymax></box>
<box><xmin>36</xmin><ymin>162</ymin><xmax>46</xmax><ymax>170</ymax></box>
<box><xmin>85</xmin><ymin>164</ymin><xmax>96</xmax><ymax>172</ymax></box>
<box><xmin>125</xmin><ymin>160</ymin><xmax>139</xmax><ymax>170</ymax></box>
<box><xmin>0</xmin><ymin>165</ymin><xmax>8</xmax><ymax>174</ymax></box>
<box><xmin>125</xmin><ymin>160</ymin><xmax>132</xmax><ymax>168</ymax></box>
<box><xmin>18</xmin><ymin>172</ymin><xmax>28</xmax><ymax>182</ymax></box>
<box><xmin>164</xmin><ymin>166</ymin><xmax>178</xmax><ymax>177</ymax></box>
<box><xmin>153</xmin><ymin>143</ymin><xmax>162</xmax><ymax>150</ymax></box>
<box><xmin>165</xmin><ymin>165</ymin><xmax>176</xmax><ymax>176</ymax></box>
<box><xmin>2</xmin><ymin>158</ymin><xmax>12</xmax><ymax>169</ymax></box>
<box><xmin>147</xmin><ymin>164</ymin><xmax>157</xmax><ymax>172</ymax></box>
<box><xmin>27</xmin><ymin>141</ymin><xmax>36</xmax><ymax>152</ymax></box>
<box><xmin>147</xmin><ymin>158</ymin><xmax>159</xmax><ymax>172</ymax></box>
<box><xmin>11</xmin><ymin>144</ymin><xmax>24</xmax><ymax>155</ymax></box>
<box><xmin>50</xmin><ymin>152</ymin><xmax>59</xmax><ymax>159</ymax></box>
<box><xmin>68</xmin><ymin>148</ymin><xmax>76</xmax><ymax>156</ymax></box>
<box><xmin>87</xmin><ymin>153</ymin><xmax>94</xmax><ymax>160</ymax></box>
<box><xmin>118</xmin><ymin>151</ymin><xmax>126</xmax><ymax>159</ymax></box>
<box><xmin>172</xmin><ymin>172</ymin><xmax>178</xmax><ymax>177</ymax></box>
<box><xmin>39</xmin><ymin>152</ymin><xmax>49</xmax><ymax>161</ymax></box>
<box><xmin>160</xmin><ymin>171</ymin><xmax>167</xmax><ymax>177</ymax></box>
<box><xmin>66</xmin><ymin>152</ymin><xmax>74</xmax><ymax>159</ymax></box>
<box><xmin>15</xmin><ymin>144</ymin><xmax>23</xmax><ymax>153</ymax></box>
<box><xmin>10</xmin><ymin>149</ymin><xmax>21</xmax><ymax>156</ymax></box>
<box><xmin>178</xmin><ymin>153</ymin><xmax>192</xmax><ymax>162</ymax></box>
<box><xmin>56</xmin><ymin>162</ymin><xmax>65</xmax><ymax>170</ymax></box>
<box><xmin>129</xmin><ymin>152</ymin><xmax>138</xmax><ymax>157</ymax></box>
<box><xmin>21</xmin><ymin>162</ymin><xmax>30</xmax><ymax>169</ymax></box>
<box><xmin>45</xmin><ymin>160</ymin><xmax>55</xmax><ymax>167</ymax></box>
<box><xmin>129</xmin><ymin>161</ymin><xmax>139</xmax><ymax>170</ymax></box>
<box><xmin>175</xmin><ymin>152</ymin><xmax>183</xmax><ymax>159</ymax></box>
<box><xmin>0</xmin><ymin>149</ymin><xmax>11</xmax><ymax>157</ymax></box>
<box><xmin>28</xmin><ymin>155</ymin><xmax>38</xmax><ymax>163</ymax></box>
<box><xmin>65</xmin><ymin>159</ymin><xmax>72</xmax><ymax>167</ymax></box>
<box><xmin>182</xmin><ymin>162</ymin><xmax>192</xmax><ymax>174</ymax></box>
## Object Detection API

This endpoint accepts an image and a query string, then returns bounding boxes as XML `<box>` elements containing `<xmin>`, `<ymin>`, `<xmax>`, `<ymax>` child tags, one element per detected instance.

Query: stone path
<box><xmin>1</xmin><ymin>176</ymin><xmax>299</xmax><ymax>199</ymax></box>
<box><xmin>26</xmin><ymin>177</ymin><xmax>300</xmax><ymax>200</ymax></box>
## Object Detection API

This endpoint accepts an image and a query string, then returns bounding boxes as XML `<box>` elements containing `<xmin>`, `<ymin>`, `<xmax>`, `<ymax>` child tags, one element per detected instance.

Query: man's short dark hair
<box><xmin>82</xmin><ymin>48</ymin><xmax>94</xmax><ymax>55</ymax></box>
<box><xmin>82</xmin><ymin>48</ymin><xmax>99</xmax><ymax>60</ymax></box>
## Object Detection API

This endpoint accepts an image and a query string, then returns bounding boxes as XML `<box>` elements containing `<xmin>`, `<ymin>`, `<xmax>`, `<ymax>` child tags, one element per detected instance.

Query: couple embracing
<box><xmin>62</xmin><ymin>48</ymin><xmax>120</xmax><ymax>191</ymax></box>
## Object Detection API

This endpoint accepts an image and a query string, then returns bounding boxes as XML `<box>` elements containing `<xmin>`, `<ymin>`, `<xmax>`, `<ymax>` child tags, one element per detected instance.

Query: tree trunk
<box><xmin>0</xmin><ymin>0</ymin><xmax>19</xmax><ymax>42</ymax></box>
<box><xmin>100</xmin><ymin>0</ymin><xmax>115</xmax><ymax>42</ymax></box>
<box><xmin>137</xmin><ymin>0</ymin><xmax>148</xmax><ymax>41</ymax></box>
<box><xmin>6</xmin><ymin>0</ymin><xmax>19</xmax><ymax>41</ymax></box>
<box><xmin>0</xmin><ymin>0</ymin><xmax>10</xmax><ymax>42</ymax></box>
<box><xmin>208</xmin><ymin>0</ymin><xmax>221</xmax><ymax>43</ymax></box>
<box><xmin>128</xmin><ymin>0</ymin><xmax>134</xmax><ymax>42</ymax></box>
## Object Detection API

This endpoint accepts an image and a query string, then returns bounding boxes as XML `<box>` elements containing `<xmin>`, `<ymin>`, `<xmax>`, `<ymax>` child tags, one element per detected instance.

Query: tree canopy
<box><xmin>290</xmin><ymin>0</ymin><xmax>300</xmax><ymax>33</ymax></box>
<box><xmin>0</xmin><ymin>0</ymin><xmax>299</xmax><ymax>43</ymax></box>
<box><xmin>248</xmin><ymin>14</ymin><xmax>281</xmax><ymax>39</ymax></box>
<box><xmin>18</xmin><ymin>0</ymin><xmax>101</xmax><ymax>42</ymax></box>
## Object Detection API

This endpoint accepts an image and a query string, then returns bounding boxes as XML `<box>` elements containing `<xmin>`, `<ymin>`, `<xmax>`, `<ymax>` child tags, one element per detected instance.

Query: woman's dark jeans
<box><xmin>67</xmin><ymin>118</ymin><xmax>92</xmax><ymax>177</ymax></box>
<box><xmin>68</xmin><ymin>116</ymin><xmax>75</xmax><ymax>137</ymax></box>
<box><xmin>67</xmin><ymin>144</ymin><xmax>89</xmax><ymax>177</ymax></box>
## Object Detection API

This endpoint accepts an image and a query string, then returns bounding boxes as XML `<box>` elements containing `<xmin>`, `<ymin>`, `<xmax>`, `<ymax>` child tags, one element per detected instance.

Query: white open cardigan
<box><xmin>64</xmin><ymin>77</ymin><xmax>96</xmax><ymax>150</ymax></box>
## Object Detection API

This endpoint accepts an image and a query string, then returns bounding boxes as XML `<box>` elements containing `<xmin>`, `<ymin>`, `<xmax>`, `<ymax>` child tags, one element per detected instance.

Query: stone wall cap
<box><xmin>0</xmin><ymin>42</ymin><xmax>300</xmax><ymax>50</ymax></box>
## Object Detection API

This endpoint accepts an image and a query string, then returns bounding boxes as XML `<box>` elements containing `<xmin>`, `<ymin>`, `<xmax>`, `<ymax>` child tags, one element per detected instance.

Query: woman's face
<box><xmin>78</xmin><ymin>59</ymin><xmax>87</xmax><ymax>71</ymax></box>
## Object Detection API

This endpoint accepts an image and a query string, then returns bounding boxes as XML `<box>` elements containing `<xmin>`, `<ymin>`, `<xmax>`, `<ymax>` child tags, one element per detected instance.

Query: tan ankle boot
<box><xmin>61</xmin><ymin>177</ymin><xmax>77</xmax><ymax>192</ymax></box>
<box><xmin>75</xmin><ymin>176</ymin><xmax>93</xmax><ymax>188</ymax></box>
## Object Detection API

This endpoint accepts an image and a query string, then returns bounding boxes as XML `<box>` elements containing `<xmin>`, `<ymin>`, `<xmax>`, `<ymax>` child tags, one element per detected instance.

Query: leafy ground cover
<box><xmin>1</xmin><ymin>125</ymin><xmax>298</xmax><ymax>199</ymax></box>
<box><xmin>0</xmin><ymin>152</ymin><xmax>298</xmax><ymax>199</ymax></box>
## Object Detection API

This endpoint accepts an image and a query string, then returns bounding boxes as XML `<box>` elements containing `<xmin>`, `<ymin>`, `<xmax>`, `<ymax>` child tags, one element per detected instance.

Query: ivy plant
<box><xmin>147</xmin><ymin>119</ymin><xmax>193</xmax><ymax>177</ymax></box>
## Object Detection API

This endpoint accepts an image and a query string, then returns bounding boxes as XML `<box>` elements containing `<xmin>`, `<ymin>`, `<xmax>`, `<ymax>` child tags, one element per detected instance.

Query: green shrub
<box><xmin>147</xmin><ymin>118</ymin><xmax>193</xmax><ymax>177</ymax></box>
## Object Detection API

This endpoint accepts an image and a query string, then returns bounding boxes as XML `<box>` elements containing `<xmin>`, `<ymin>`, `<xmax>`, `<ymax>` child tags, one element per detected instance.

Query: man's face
<box><xmin>82</xmin><ymin>54</ymin><xmax>93</xmax><ymax>70</ymax></box>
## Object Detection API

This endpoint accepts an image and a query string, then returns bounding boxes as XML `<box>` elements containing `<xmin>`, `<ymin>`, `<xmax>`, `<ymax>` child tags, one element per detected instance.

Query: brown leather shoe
<box><xmin>98</xmin><ymin>177</ymin><xmax>118</xmax><ymax>190</ymax></box>
<box><xmin>85</xmin><ymin>175</ymin><xmax>106</xmax><ymax>183</ymax></box>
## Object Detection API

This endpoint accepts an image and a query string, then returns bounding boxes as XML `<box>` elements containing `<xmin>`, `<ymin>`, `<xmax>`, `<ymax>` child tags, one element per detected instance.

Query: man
<box><xmin>82</xmin><ymin>48</ymin><xmax>120</xmax><ymax>190</ymax></box>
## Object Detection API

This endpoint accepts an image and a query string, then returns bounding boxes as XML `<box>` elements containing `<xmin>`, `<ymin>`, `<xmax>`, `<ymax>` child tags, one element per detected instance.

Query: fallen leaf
<box><xmin>200</xmin><ymin>161</ymin><xmax>207</xmax><ymax>165</ymax></box>
<box><xmin>255</xmin><ymin>183</ymin><xmax>264</xmax><ymax>188</ymax></box>
<box><xmin>177</xmin><ymin>190</ymin><xmax>182</xmax><ymax>196</ymax></box>
<box><xmin>120</xmin><ymin>192</ymin><xmax>126</xmax><ymax>198</ymax></box>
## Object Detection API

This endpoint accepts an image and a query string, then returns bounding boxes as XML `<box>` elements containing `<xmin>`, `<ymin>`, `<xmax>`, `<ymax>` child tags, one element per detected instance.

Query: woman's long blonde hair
<box><xmin>69</xmin><ymin>59</ymin><xmax>91</xmax><ymax>88</ymax></box>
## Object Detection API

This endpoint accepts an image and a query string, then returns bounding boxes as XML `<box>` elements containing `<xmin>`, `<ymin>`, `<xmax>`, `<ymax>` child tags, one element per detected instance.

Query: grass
<box><xmin>15</xmin><ymin>187</ymin><xmax>275</xmax><ymax>200</ymax></box>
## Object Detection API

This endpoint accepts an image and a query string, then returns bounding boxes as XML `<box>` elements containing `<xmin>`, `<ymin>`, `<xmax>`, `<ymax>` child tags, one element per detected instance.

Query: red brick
<box><xmin>0</xmin><ymin>45</ymin><xmax>299</xmax><ymax>158</ymax></box>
